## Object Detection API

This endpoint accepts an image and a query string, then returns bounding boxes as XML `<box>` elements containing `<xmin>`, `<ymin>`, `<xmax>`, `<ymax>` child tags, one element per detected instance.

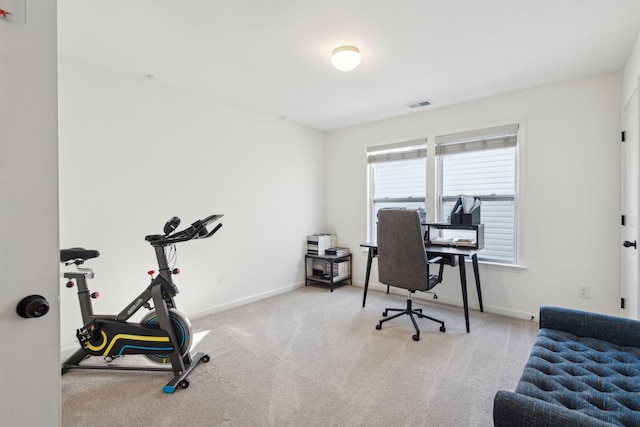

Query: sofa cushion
<box><xmin>516</xmin><ymin>328</ymin><xmax>640</xmax><ymax>426</ymax></box>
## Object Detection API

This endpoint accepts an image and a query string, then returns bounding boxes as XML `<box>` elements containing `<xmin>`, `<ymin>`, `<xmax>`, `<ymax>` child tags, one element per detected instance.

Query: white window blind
<box><xmin>367</xmin><ymin>141</ymin><xmax>426</xmax><ymax>240</ymax></box>
<box><xmin>436</xmin><ymin>124</ymin><xmax>518</xmax><ymax>263</ymax></box>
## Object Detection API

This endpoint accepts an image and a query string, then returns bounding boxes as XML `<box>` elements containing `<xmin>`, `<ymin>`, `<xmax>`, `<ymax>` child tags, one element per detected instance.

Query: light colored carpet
<box><xmin>61</xmin><ymin>285</ymin><xmax>538</xmax><ymax>426</ymax></box>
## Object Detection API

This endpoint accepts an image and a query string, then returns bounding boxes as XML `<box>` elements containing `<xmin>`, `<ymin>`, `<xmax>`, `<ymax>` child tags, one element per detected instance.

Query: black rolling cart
<box><xmin>304</xmin><ymin>253</ymin><xmax>352</xmax><ymax>292</ymax></box>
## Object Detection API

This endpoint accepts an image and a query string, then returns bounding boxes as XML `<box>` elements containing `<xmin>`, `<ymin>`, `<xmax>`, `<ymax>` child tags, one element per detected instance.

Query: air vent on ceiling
<box><xmin>407</xmin><ymin>100</ymin><xmax>431</xmax><ymax>109</ymax></box>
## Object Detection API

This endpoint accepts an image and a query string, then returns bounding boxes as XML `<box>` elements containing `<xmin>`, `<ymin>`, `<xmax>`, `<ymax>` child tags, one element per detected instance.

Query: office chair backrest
<box><xmin>377</xmin><ymin>209</ymin><xmax>431</xmax><ymax>292</ymax></box>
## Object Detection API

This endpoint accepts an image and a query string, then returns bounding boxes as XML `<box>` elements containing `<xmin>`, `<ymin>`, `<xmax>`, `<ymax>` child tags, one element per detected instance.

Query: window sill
<box><xmin>473</xmin><ymin>259</ymin><xmax>526</xmax><ymax>270</ymax></box>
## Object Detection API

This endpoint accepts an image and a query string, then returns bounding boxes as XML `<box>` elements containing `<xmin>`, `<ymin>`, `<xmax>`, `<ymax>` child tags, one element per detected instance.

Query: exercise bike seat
<box><xmin>60</xmin><ymin>248</ymin><xmax>100</xmax><ymax>263</ymax></box>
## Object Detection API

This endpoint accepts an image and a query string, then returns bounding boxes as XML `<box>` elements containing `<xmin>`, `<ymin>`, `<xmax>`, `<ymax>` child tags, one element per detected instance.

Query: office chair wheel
<box><xmin>433</xmin><ymin>295</ymin><xmax>438</xmax><ymax>300</ymax></box>
<box><xmin>439</xmin><ymin>326</ymin><xmax>446</xmax><ymax>332</ymax></box>
<box><xmin>412</xmin><ymin>334</ymin><xmax>420</xmax><ymax>341</ymax></box>
<box><xmin>375</xmin><ymin>324</ymin><xmax>382</xmax><ymax>330</ymax></box>
<box><xmin>382</xmin><ymin>311</ymin><xmax>387</xmax><ymax>316</ymax></box>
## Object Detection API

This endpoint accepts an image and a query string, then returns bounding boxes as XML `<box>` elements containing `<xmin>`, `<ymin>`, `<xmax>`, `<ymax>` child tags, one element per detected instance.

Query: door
<box><xmin>0</xmin><ymin>1</ymin><xmax>61</xmax><ymax>425</ymax></box>
<box><xmin>622</xmin><ymin>88</ymin><xmax>639</xmax><ymax>319</ymax></box>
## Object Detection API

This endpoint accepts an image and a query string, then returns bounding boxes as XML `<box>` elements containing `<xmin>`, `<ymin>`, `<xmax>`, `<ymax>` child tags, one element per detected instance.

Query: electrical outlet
<box><xmin>578</xmin><ymin>285</ymin><xmax>590</xmax><ymax>299</ymax></box>
<box><xmin>217</xmin><ymin>273</ymin><xmax>224</xmax><ymax>285</ymax></box>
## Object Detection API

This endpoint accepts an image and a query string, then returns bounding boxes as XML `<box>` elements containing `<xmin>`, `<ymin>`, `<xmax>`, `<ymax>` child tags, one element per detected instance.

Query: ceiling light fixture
<box><xmin>331</xmin><ymin>45</ymin><xmax>361</xmax><ymax>72</ymax></box>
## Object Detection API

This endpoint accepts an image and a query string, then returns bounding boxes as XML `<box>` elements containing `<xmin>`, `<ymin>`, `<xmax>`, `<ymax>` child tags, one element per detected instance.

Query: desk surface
<box><xmin>360</xmin><ymin>242</ymin><xmax>480</xmax><ymax>257</ymax></box>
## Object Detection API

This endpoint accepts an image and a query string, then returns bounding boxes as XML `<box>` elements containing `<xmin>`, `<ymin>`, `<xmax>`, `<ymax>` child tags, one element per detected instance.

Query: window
<box><xmin>366</xmin><ymin>124</ymin><xmax>520</xmax><ymax>264</ymax></box>
<box><xmin>367</xmin><ymin>141</ymin><xmax>426</xmax><ymax>240</ymax></box>
<box><xmin>436</xmin><ymin>124</ymin><xmax>519</xmax><ymax>263</ymax></box>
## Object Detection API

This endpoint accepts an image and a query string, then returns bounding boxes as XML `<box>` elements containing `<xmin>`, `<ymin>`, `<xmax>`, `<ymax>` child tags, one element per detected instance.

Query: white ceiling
<box><xmin>58</xmin><ymin>1</ymin><xmax>640</xmax><ymax>132</ymax></box>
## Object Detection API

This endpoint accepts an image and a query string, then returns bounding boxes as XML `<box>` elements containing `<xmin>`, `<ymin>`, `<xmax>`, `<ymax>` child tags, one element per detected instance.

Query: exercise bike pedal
<box><xmin>76</xmin><ymin>323</ymin><xmax>99</xmax><ymax>344</ymax></box>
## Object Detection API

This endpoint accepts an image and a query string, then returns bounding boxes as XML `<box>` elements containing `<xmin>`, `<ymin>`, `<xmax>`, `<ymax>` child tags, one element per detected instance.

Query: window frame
<box><xmin>367</xmin><ymin>140</ymin><xmax>427</xmax><ymax>241</ymax></box>
<box><xmin>366</xmin><ymin>120</ymin><xmax>524</xmax><ymax>266</ymax></box>
<box><xmin>436</xmin><ymin>125</ymin><xmax>519</xmax><ymax>264</ymax></box>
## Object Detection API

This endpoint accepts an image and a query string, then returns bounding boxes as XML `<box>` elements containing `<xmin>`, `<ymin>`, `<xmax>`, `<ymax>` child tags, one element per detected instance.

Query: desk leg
<box><xmin>458</xmin><ymin>254</ymin><xmax>470</xmax><ymax>333</ymax></box>
<box><xmin>472</xmin><ymin>253</ymin><xmax>483</xmax><ymax>312</ymax></box>
<box><xmin>330</xmin><ymin>259</ymin><xmax>334</xmax><ymax>292</ymax></box>
<box><xmin>362</xmin><ymin>247</ymin><xmax>374</xmax><ymax>307</ymax></box>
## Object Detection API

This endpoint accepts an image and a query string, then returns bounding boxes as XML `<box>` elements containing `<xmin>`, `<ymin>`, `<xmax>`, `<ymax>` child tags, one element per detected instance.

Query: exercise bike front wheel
<box><xmin>140</xmin><ymin>308</ymin><xmax>193</xmax><ymax>364</ymax></box>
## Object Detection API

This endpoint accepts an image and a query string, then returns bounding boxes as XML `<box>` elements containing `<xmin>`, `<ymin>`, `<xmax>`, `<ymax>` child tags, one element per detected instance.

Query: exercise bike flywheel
<box><xmin>140</xmin><ymin>308</ymin><xmax>192</xmax><ymax>364</ymax></box>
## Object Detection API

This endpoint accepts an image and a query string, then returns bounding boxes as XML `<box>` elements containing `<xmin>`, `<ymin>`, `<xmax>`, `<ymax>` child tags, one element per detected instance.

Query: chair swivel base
<box><xmin>375</xmin><ymin>297</ymin><xmax>446</xmax><ymax>341</ymax></box>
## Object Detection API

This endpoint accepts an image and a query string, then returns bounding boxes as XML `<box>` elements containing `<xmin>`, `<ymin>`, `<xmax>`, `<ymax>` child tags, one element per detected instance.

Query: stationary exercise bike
<box><xmin>60</xmin><ymin>213</ymin><xmax>223</xmax><ymax>393</ymax></box>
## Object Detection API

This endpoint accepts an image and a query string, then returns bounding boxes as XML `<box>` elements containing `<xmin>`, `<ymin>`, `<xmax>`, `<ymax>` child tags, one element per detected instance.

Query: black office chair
<box><xmin>375</xmin><ymin>209</ymin><xmax>446</xmax><ymax>341</ymax></box>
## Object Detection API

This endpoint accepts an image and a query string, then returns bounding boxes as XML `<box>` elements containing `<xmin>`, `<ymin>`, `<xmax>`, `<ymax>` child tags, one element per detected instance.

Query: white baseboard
<box><xmin>190</xmin><ymin>281</ymin><xmax>305</xmax><ymax>320</ymax></box>
<box><xmin>352</xmin><ymin>280</ymin><xmax>539</xmax><ymax>323</ymax></box>
<box><xmin>61</xmin><ymin>346</ymin><xmax>78</xmax><ymax>360</ymax></box>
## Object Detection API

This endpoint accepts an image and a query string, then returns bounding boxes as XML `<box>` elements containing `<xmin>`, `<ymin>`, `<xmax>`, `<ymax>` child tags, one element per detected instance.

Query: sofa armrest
<box><xmin>493</xmin><ymin>391</ymin><xmax>612</xmax><ymax>427</ymax></box>
<box><xmin>539</xmin><ymin>306</ymin><xmax>640</xmax><ymax>348</ymax></box>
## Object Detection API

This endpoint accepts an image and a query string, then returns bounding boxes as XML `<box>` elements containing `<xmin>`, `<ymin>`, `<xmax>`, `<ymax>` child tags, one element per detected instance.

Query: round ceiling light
<box><xmin>331</xmin><ymin>45</ymin><xmax>361</xmax><ymax>72</ymax></box>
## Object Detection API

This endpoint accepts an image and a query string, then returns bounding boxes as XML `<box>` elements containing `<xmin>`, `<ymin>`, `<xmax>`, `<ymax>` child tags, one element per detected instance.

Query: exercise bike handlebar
<box><xmin>145</xmin><ymin>214</ymin><xmax>223</xmax><ymax>247</ymax></box>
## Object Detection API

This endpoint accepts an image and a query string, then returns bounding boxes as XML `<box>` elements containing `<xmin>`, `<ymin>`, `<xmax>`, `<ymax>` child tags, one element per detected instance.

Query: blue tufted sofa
<box><xmin>493</xmin><ymin>306</ymin><xmax>640</xmax><ymax>427</ymax></box>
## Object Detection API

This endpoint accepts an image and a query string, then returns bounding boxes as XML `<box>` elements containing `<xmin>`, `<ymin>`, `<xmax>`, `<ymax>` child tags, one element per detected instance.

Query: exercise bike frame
<box><xmin>61</xmin><ymin>214</ymin><xmax>223</xmax><ymax>393</ymax></box>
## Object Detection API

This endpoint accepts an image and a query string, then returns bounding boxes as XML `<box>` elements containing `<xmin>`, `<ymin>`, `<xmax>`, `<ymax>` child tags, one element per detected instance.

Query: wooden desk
<box><xmin>359</xmin><ymin>242</ymin><xmax>484</xmax><ymax>333</ymax></box>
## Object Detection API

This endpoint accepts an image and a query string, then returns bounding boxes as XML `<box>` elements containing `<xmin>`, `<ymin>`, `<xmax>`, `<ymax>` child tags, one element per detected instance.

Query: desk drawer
<box><xmin>428</xmin><ymin>252</ymin><xmax>458</xmax><ymax>266</ymax></box>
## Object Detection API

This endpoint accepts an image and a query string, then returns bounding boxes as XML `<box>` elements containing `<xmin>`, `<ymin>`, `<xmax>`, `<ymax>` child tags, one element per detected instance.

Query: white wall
<box><xmin>0</xmin><ymin>0</ymin><xmax>61</xmax><ymax>425</ymax></box>
<box><xmin>326</xmin><ymin>72</ymin><xmax>623</xmax><ymax>320</ymax></box>
<box><xmin>58</xmin><ymin>58</ymin><xmax>325</xmax><ymax>351</ymax></box>
<box><xmin>624</xmin><ymin>31</ymin><xmax>640</xmax><ymax>106</ymax></box>
<box><xmin>622</xmin><ymin>31</ymin><xmax>640</xmax><ymax>317</ymax></box>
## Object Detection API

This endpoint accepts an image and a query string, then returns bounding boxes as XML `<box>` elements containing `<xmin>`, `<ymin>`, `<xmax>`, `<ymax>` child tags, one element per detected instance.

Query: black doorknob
<box><xmin>623</xmin><ymin>240</ymin><xmax>637</xmax><ymax>249</ymax></box>
<box><xmin>16</xmin><ymin>295</ymin><xmax>50</xmax><ymax>318</ymax></box>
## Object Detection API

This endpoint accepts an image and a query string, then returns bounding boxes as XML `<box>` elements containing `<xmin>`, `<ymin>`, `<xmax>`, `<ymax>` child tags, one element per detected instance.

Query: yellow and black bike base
<box><xmin>61</xmin><ymin>347</ymin><xmax>210</xmax><ymax>393</ymax></box>
<box><xmin>80</xmin><ymin>320</ymin><xmax>173</xmax><ymax>358</ymax></box>
<box><xmin>62</xmin><ymin>313</ymin><xmax>209</xmax><ymax>393</ymax></box>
